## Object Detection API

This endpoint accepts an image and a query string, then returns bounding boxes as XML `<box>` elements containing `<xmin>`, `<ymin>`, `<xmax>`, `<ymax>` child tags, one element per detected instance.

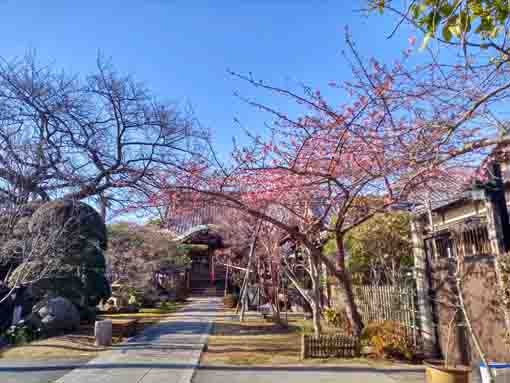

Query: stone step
<box><xmin>190</xmin><ymin>287</ymin><xmax>224</xmax><ymax>297</ymax></box>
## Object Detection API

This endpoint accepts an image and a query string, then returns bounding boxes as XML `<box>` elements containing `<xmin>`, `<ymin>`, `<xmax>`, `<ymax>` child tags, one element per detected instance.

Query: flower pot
<box><xmin>424</xmin><ymin>360</ymin><xmax>471</xmax><ymax>383</ymax></box>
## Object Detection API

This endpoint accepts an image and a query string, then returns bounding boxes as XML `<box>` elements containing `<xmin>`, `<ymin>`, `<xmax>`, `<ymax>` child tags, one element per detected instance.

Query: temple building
<box><xmin>172</xmin><ymin>225</ymin><xmax>227</xmax><ymax>295</ymax></box>
<box><xmin>165</xmin><ymin>202</ymin><xmax>230</xmax><ymax>296</ymax></box>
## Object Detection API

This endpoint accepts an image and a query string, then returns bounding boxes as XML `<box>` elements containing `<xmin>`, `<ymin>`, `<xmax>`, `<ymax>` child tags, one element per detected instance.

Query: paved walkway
<box><xmin>52</xmin><ymin>297</ymin><xmax>221</xmax><ymax>383</ymax></box>
<box><xmin>0</xmin><ymin>358</ymin><xmax>92</xmax><ymax>383</ymax></box>
<box><xmin>0</xmin><ymin>298</ymin><xmax>484</xmax><ymax>383</ymax></box>
<box><xmin>193</xmin><ymin>364</ymin><xmax>426</xmax><ymax>383</ymax></box>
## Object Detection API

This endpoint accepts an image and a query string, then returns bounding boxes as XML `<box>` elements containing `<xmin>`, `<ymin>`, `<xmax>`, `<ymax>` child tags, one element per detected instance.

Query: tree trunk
<box><xmin>239</xmin><ymin>221</ymin><xmax>262</xmax><ymax>322</ymax></box>
<box><xmin>224</xmin><ymin>262</ymin><xmax>229</xmax><ymax>296</ymax></box>
<box><xmin>270</xmin><ymin>258</ymin><xmax>281</xmax><ymax>323</ymax></box>
<box><xmin>309</xmin><ymin>254</ymin><xmax>322</xmax><ymax>336</ymax></box>
<box><xmin>318</xmin><ymin>234</ymin><xmax>364</xmax><ymax>337</ymax></box>
<box><xmin>332</xmin><ymin>269</ymin><xmax>363</xmax><ymax>336</ymax></box>
<box><xmin>311</xmin><ymin>301</ymin><xmax>321</xmax><ymax>336</ymax></box>
<box><xmin>281</xmin><ymin>261</ymin><xmax>321</xmax><ymax>335</ymax></box>
<box><xmin>99</xmin><ymin>193</ymin><xmax>108</xmax><ymax>221</ymax></box>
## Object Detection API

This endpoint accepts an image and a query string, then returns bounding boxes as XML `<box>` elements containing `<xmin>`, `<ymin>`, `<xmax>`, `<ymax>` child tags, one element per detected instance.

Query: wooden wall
<box><xmin>431</xmin><ymin>255</ymin><xmax>509</xmax><ymax>365</ymax></box>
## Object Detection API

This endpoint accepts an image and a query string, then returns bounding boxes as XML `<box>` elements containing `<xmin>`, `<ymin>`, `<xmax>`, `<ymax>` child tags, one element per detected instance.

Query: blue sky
<box><xmin>0</xmin><ymin>1</ymin><xmax>415</xmax><ymax>156</ymax></box>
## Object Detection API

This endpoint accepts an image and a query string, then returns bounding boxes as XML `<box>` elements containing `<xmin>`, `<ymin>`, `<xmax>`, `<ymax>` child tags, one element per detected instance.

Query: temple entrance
<box><xmin>174</xmin><ymin>225</ymin><xmax>226</xmax><ymax>296</ymax></box>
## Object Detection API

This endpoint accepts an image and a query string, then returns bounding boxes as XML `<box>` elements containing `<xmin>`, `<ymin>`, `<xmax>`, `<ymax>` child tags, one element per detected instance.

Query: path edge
<box><xmin>183</xmin><ymin>319</ymin><xmax>214</xmax><ymax>383</ymax></box>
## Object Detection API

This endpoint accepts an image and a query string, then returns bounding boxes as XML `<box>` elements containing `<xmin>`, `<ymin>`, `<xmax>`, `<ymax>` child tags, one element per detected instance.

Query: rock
<box><xmin>4</xmin><ymin>200</ymin><xmax>110</xmax><ymax>309</ymax></box>
<box><xmin>0</xmin><ymin>335</ymin><xmax>8</xmax><ymax>348</ymax></box>
<box><xmin>78</xmin><ymin>305</ymin><xmax>98</xmax><ymax>323</ymax></box>
<box><xmin>83</xmin><ymin>270</ymin><xmax>110</xmax><ymax>306</ymax></box>
<box><xmin>94</xmin><ymin>320</ymin><xmax>112</xmax><ymax>346</ymax></box>
<box><xmin>23</xmin><ymin>312</ymin><xmax>43</xmax><ymax>330</ymax></box>
<box><xmin>0</xmin><ymin>288</ymin><xmax>14</xmax><ymax>333</ymax></box>
<box><xmin>29</xmin><ymin>199</ymin><xmax>107</xmax><ymax>251</ymax></box>
<box><xmin>32</xmin><ymin>297</ymin><xmax>80</xmax><ymax>335</ymax></box>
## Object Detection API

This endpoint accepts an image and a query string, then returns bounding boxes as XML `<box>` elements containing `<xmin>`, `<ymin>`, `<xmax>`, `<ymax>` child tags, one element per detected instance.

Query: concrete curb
<box><xmin>184</xmin><ymin>317</ymin><xmax>215</xmax><ymax>383</ymax></box>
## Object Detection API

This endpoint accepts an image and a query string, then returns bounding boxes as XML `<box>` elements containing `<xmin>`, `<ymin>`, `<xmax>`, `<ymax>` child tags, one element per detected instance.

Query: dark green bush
<box><xmin>4</xmin><ymin>322</ymin><xmax>44</xmax><ymax>345</ymax></box>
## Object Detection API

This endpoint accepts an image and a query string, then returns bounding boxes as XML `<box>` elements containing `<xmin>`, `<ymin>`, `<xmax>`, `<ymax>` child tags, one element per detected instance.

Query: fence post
<box><xmin>411</xmin><ymin>217</ymin><xmax>437</xmax><ymax>358</ymax></box>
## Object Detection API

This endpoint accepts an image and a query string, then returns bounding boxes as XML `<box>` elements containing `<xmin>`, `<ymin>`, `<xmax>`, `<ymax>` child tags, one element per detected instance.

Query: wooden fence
<box><xmin>301</xmin><ymin>334</ymin><xmax>359</xmax><ymax>359</ymax></box>
<box><xmin>353</xmin><ymin>285</ymin><xmax>418</xmax><ymax>346</ymax></box>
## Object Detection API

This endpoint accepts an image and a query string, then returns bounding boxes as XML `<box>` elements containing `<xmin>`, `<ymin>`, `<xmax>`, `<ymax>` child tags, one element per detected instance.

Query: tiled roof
<box><xmin>165</xmin><ymin>201</ymin><xmax>233</xmax><ymax>236</ymax></box>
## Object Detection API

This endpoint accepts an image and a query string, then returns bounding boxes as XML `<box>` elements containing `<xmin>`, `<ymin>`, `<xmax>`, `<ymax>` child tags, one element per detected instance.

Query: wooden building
<box><xmin>171</xmin><ymin>224</ymin><xmax>227</xmax><ymax>295</ymax></box>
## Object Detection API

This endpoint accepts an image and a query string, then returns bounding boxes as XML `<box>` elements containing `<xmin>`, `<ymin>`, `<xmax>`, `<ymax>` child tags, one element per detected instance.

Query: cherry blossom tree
<box><xmin>149</xmin><ymin>30</ymin><xmax>510</xmax><ymax>335</ymax></box>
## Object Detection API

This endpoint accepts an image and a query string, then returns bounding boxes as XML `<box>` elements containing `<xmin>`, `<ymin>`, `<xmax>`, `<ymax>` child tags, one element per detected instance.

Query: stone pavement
<box><xmin>193</xmin><ymin>364</ymin><xmax>421</xmax><ymax>383</ymax></box>
<box><xmin>193</xmin><ymin>364</ymin><xmax>482</xmax><ymax>383</ymax></box>
<box><xmin>0</xmin><ymin>297</ymin><xmax>485</xmax><ymax>383</ymax></box>
<box><xmin>0</xmin><ymin>358</ymin><xmax>92</xmax><ymax>383</ymax></box>
<box><xmin>52</xmin><ymin>297</ymin><xmax>221</xmax><ymax>383</ymax></box>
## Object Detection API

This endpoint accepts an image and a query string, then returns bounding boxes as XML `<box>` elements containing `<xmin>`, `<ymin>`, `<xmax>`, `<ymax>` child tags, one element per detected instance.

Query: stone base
<box><xmin>95</xmin><ymin>320</ymin><xmax>112</xmax><ymax>346</ymax></box>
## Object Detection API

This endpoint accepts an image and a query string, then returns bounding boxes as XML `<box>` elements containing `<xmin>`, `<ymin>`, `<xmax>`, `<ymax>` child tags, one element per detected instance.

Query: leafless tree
<box><xmin>0</xmin><ymin>52</ymin><xmax>206</xmax><ymax>212</ymax></box>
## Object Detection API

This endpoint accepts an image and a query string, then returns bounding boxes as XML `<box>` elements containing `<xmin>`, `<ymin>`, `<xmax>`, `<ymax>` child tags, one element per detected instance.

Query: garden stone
<box><xmin>24</xmin><ymin>312</ymin><xmax>44</xmax><ymax>331</ymax></box>
<box><xmin>0</xmin><ymin>296</ymin><xmax>13</xmax><ymax>332</ymax></box>
<box><xmin>4</xmin><ymin>200</ymin><xmax>110</xmax><ymax>308</ymax></box>
<box><xmin>0</xmin><ymin>335</ymin><xmax>7</xmax><ymax>348</ymax></box>
<box><xmin>94</xmin><ymin>320</ymin><xmax>112</xmax><ymax>346</ymax></box>
<box><xmin>32</xmin><ymin>297</ymin><xmax>80</xmax><ymax>334</ymax></box>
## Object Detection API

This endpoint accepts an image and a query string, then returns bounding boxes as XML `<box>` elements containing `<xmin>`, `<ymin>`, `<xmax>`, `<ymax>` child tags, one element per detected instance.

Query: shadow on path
<box><xmin>0</xmin><ymin>362</ymin><xmax>424</xmax><ymax>374</ymax></box>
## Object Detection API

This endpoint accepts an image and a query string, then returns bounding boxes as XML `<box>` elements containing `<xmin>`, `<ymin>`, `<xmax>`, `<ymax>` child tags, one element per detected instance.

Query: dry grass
<box><xmin>202</xmin><ymin>316</ymin><xmax>424</xmax><ymax>369</ymax></box>
<box><xmin>202</xmin><ymin>319</ymin><xmax>302</xmax><ymax>365</ymax></box>
<box><xmin>0</xmin><ymin>303</ymin><xmax>186</xmax><ymax>361</ymax></box>
<box><xmin>202</xmin><ymin>317</ymin><xmax>359</xmax><ymax>365</ymax></box>
<box><xmin>0</xmin><ymin>324</ymin><xmax>114</xmax><ymax>360</ymax></box>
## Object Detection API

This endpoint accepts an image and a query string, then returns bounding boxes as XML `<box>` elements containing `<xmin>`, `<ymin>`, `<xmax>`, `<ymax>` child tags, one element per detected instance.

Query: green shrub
<box><xmin>324</xmin><ymin>307</ymin><xmax>352</xmax><ymax>335</ymax></box>
<box><xmin>159</xmin><ymin>300</ymin><xmax>176</xmax><ymax>312</ymax></box>
<box><xmin>361</xmin><ymin>320</ymin><xmax>415</xmax><ymax>360</ymax></box>
<box><xmin>223</xmin><ymin>294</ymin><xmax>238</xmax><ymax>309</ymax></box>
<box><xmin>4</xmin><ymin>323</ymin><xmax>43</xmax><ymax>345</ymax></box>
<box><xmin>128</xmin><ymin>294</ymin><xmax>139</xmax><ymax>306</ymax></box>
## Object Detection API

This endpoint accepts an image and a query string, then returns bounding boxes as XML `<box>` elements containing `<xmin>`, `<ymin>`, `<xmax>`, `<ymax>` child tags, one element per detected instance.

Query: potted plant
<box><xmin>424</xmin><ymin>310</ymin><xmax>471</xmax><ymax>383</ymax></box>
